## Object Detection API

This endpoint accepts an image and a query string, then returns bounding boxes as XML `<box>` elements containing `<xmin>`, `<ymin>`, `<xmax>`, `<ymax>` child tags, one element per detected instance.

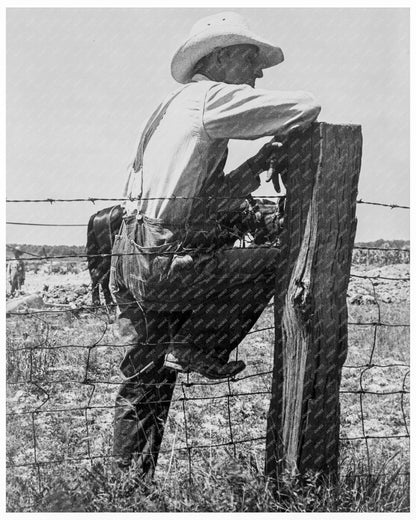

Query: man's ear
<box><xmin>215</xmin><ymin>47</ymin><xmax>229</xmax><ymax>65</ymax></box>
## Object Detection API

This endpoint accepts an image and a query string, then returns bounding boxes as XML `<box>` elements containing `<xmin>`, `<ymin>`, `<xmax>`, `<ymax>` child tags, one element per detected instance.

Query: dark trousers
<box><xmin>112</xmin><ymin>288</ymin><xmax>188</xmax><ymax>476</ymax></box>
<box><xmin>110</xmin><ymin>218</ymin><xmax>279</xmax><ymax>477</ymax></box>
<box><xmin>111</xmin><ymin>277</ymin><xmax>276</xmax><ymax>477</ymax></box>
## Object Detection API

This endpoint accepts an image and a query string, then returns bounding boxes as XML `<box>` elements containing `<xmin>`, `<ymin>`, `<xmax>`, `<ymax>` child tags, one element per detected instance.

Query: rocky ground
<box><xmin>6</xmin><ymin>263</ymin><xmax>410</xmax><ymax>311</ymax></box>
<box><xmin>348</xmin><ymin>264</ymin><xmax>410</xmax><ymax>304</ymax></box>
<box><xmin>6</xmin><ymin>269</ymin><xmax>92</xmax><ymax>310</ymax></box>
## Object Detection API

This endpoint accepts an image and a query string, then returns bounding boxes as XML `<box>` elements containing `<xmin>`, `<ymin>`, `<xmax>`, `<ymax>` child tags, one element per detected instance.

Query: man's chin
<box><xmin>231</xmin><ymin>78</ymin><xmax>255</xmax><ymax>87</ymax></box>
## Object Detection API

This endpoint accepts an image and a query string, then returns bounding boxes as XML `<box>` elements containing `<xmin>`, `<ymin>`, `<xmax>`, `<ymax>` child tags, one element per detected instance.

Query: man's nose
<box><xmin>255</xmin><ymin>67</ymin><xmax>263</xmax><ymax>79</ymax></box>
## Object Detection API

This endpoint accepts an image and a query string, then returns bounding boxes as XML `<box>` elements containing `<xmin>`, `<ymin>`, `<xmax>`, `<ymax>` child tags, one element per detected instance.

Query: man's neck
<box><xmin>191</xmin><ymin>73</ymin><xmax>213</xmax><ymax>83</ymax></box>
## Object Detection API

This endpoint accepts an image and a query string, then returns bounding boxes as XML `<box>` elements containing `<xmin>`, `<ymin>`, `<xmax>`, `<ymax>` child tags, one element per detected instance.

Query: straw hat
<box><xmin>171</xmin><ymin>12</ymin><xmax>284</xmax><ymax>84</ymax></box>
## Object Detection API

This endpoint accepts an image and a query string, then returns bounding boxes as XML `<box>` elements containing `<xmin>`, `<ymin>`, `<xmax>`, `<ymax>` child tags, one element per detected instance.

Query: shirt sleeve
<box><xmin>202</xmin><ymin>148</ymin><xmax>260</xmax><ymax>215</ymax></box>
<box><xmin>216</xmin><ymin>164</ymin><xmax>261</xmax><ymax>213</ymax></box>
<box><xmin>202</xmin><ymin>83</ymin><xmax>321</xmax><ymax>140</ymax></box>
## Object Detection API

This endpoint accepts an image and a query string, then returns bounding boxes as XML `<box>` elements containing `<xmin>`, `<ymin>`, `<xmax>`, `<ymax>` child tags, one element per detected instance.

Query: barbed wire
<box><xmin>354</xmin><ymin>246</ymin><xmax>410</xmax><ymax>252</ymax></box>
<box><xmin>356</xmin><ymin>199</ymin><xmax>410</xmax><ymax>210</ymax></box>
<box><xmin>7</xmin><ymin>195</ymin><xmax>410</xmax><ymax>206</ymax></box>
<box><xmin>6</xmin><ymin>195</ymin><xmax>274</xmax><ymax>203</ymax></box>
<box><xmin>5</xmin><ymin>246</ymin><xmax>411</xmax><ymax>264</ymax></box>
<box><xmin>350</xmin><ymin>273</ymin><xmax>410</xmax><ymax>281</ymax></box>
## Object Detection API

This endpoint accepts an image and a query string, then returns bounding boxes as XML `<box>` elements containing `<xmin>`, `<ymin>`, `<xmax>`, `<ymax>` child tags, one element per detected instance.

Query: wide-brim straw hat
<box><xmin>171</xmin><ymin>12</ymin><xmax>284</xmax><ymax>84</ymax></box>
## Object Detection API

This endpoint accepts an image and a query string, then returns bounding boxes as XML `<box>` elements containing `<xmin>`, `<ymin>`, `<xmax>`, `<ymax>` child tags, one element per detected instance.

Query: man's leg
<box><xmin>112</xmin><ymin>285</ymin><xmax>180</xmax><ymax>478</ymax></box>
<box><xmin>167</xmin><ymin>247</ymin><xmax>278</xmax><ymax>370</ymax></box>
<box><xmin>191</xmin><ymin>274</ymin><xmax>275</xmax><ymax>362</ymax></box>
<box><xmin>113</xmin><ymin>352</ymin><xmax>176</xmax><ymax>477</ymax></box>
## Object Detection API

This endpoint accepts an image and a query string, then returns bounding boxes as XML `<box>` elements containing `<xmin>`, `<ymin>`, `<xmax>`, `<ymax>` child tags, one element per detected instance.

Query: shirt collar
<box><xmin>191</xmin><ymin>73</ymin><xmax>212</xmax><ymax>83</ymax></box>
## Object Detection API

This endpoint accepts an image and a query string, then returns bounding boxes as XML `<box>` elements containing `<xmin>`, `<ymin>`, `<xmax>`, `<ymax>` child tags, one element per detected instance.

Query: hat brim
<box><xmin>171</xmin><ymin>25</ymin><xmax>284</xmax><ymax>84</ymax></box>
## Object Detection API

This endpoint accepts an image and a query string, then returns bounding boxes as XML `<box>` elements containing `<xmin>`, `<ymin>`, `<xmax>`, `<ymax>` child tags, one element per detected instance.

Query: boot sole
<box><xmin>163</xmin><ymin>359</ymin><xmax>191</xmax><ymax>373</ymax></box>
<box><xmin>164</xmin><ymin>358</ymin><xmax>246</xmax><ymax>380</ymax></box>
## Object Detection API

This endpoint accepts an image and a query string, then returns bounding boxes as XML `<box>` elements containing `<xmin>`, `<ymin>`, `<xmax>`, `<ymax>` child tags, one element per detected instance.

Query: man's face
<box><xmin>220</xmin><ymin>44</ymin><xmax>264</xmax><ymax>87</ymax></box>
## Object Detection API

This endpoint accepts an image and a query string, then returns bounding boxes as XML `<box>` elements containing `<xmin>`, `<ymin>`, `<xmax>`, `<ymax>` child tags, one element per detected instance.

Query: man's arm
<box><xmin>214</xmin><ymin>160</ymin><xmax>260</xmax><ymax>213</ymax></box>
<box><xmin>203</xmin><ymin>82</ymin><xmax>320</xmax><ymax>211</ymax></box>
<box><xmin>202</xmin><ymin>83</ymin><xmax>320</xmax><ymax>140</ymax></box>
<box><xmin>215</xmin><ymin>140</ymin><xmax>283</xmax><ymax>212</ymax></box>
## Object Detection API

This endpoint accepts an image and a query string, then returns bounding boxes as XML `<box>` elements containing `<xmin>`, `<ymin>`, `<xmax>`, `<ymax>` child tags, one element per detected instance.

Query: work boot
<box><xmin>164</xmin><ymin>346</ymin><xmax>246</xmax><ymax>380</ymax></box>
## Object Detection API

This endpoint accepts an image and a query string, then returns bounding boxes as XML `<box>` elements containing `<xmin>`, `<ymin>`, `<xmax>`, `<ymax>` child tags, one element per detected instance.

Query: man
<box><xmin>110</xmin><ymin>12</ymin><xmax>320</xmax><ymax>476</ymax></box>
<box><xmin>7</xmin><ymin>247</ymin><xmax>26</xmax><ymax>296</ymax></box>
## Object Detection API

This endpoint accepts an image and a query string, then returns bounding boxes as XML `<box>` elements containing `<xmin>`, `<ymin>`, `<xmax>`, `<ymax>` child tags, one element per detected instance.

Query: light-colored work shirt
<box><xmin>123</xmin><ymin>74</ymin><xmax>320</xmax><ymax>230</ymax></box>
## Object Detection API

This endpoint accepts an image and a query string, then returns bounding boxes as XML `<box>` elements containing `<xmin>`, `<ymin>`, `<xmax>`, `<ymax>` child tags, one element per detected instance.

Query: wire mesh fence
<box><xmin>6</xmin><ymin>196</ymin><xmax>410</xmax><ymax>507</ymax></box>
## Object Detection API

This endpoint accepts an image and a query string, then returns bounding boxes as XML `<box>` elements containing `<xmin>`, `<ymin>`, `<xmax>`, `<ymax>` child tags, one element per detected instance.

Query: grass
<box><xmin>9</xmin><ymin>453</ymin><xmax>409</xmax><ymax>512</ymax></box>
<box><xmin>5</xmin><ymin>266</ymin><xmax>410</xmax><ymax>512</ymax></box>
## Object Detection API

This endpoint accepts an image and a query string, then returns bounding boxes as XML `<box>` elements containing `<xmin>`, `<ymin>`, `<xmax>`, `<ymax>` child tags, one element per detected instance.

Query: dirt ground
<box><xmin>349</xmin><ymin>264</ymin><xmax>410</xmax><ymax>303</ymax></box>
<box><xmin>7</xmin><ymin>262</ymin><xmax>410</xmax><ymax>308</ymax></box>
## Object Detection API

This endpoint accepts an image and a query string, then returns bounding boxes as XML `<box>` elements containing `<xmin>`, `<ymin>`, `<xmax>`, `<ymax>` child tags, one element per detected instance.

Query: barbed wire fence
<box><xmin>6</xmin><ymin>195</ymin><xmax>410</xmax><ymax>507</ymax></box>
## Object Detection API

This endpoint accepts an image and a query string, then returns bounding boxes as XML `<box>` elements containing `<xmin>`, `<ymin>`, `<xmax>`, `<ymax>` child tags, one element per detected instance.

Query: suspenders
<box><xmin>123</xmin><ymin>83</ymin><xmax>193</xmax><ymax>207</ymax></box>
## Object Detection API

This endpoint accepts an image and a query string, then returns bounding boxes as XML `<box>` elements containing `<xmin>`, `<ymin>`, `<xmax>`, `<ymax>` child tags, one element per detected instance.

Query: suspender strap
<box><xmin>127</xmin><ymin>84</ymin><xmax>193</xmax><ymax>201</ymax></box>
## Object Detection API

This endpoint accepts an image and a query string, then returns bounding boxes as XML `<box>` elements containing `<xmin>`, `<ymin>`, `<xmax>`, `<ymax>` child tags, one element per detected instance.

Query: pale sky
<box><xmin>6</xmin><ymin>7</ymin><xmax>410</xmax><ymax>245</ymax></box>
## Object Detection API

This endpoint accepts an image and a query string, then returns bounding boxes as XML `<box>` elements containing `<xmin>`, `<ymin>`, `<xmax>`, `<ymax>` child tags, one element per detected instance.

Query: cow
<box><xmin>86</xmin><ymin>197</ymin><xmax>285</xmax><ymax>307</ymax></box>
<box><xmin>86</xmin><ymin>205</ymin><xmax>124</xmax><ymax>307</ymax></box>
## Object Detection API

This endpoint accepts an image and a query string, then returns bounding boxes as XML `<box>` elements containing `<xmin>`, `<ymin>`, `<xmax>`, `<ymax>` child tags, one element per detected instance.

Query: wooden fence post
<box><xmin>265</xmin><ymin>122</ymin><xmax>362</xmax><ymax>479</ymax></box>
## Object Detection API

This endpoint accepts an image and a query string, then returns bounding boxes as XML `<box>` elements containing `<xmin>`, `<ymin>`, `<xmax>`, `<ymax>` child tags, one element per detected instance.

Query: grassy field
<box><xmin>6</xmin><ymin>264</ymin><xmax>410</xmax><ymax>512</ymax></box>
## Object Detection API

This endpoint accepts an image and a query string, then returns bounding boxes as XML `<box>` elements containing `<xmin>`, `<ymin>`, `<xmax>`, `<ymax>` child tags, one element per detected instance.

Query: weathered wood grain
<box><xmin>265</xmin><ymin>122</ymin><xmax>362</xmax><ymax>478</ymax></box>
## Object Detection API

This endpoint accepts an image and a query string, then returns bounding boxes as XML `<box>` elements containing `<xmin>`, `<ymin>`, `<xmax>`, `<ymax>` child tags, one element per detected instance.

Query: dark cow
<box><xmin>87</xmin><ymin>205</ymin><xmax>124</xmax><ymax>306</ymax></box>
<box><xmin>86</xmin><ymin>196</ymin><xmax>285</xmax><ymax>306</ymax></box>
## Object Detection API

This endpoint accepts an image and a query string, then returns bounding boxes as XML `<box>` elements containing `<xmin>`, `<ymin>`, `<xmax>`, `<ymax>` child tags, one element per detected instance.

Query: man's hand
<box><xmin>247</xmin><ymin>140</ymin><xmax>282</xmax><ymax>175</ymax></box>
